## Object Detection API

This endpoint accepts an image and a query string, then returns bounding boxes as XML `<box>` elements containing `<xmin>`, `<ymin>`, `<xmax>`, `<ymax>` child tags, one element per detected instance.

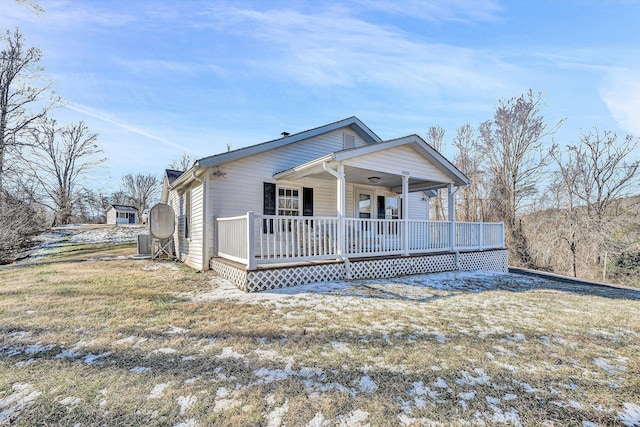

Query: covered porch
<box><xmin>215</xmin><ymin>135</ymin><xmax>505</xmax><ymax>271</ymax></box>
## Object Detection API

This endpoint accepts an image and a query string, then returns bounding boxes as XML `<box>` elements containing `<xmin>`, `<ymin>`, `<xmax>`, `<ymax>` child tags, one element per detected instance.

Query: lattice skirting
<box><xmin>210</xmin><ymin>249</ymin><xmax>508</xmax><ymax>292</ymax></box>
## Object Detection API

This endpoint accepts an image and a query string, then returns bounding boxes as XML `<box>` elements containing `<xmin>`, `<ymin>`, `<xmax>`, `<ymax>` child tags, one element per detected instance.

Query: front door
<box><xmin>129</xmin><ymin>213</ymin><xmax>135</xmax><ymax>224</ymax></box>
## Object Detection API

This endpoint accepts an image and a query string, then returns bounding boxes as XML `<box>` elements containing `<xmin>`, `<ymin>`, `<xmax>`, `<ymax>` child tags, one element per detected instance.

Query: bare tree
<box><xmin>0</xmin><ymin>28</ymin><xmax>57</xmax><ymax>192</ymax></box>
<box><xmin>452</xmin><ymin>123</ymin><xmax>486</xmax><ymax>221</ymax></box>
<box><xmin>570</xmin><ymin>128</ymin><xmax>640</xmax><ymax>220</ymax></box>
<box><xmin>424</xmin><ymin>125</ymin><xmax>447</xmax><ymax>220</ymax></box>
<box><xmin>478</xmin><ymin>90</ymin><xmax>564</xmax><ymax>266</ymax></box>
<box><xmin>27</xmin><ymin>119</ymin><xmax>105</xmax><ymax>226</ymax></box>
<box><xmin>168</xmin><ymin>152</ymin><xmax>192</xmax><ymax>171</ymax></box>
<box><xmin>547</xmin><ymin>129</ymin><xmax>640</xmax><ymax>278</ymax></box>
<box><xmin>121</xmin><ymin>173</ymin><xmax>160</xmax><ymax>217</ymax></box>
<box><xmin>0</xmin><ymin>190</ymin><xmax>43</xmax><ymax>263</ymax></box>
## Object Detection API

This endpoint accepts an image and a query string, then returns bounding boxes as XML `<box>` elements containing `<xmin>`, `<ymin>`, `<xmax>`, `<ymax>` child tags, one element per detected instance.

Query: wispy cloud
<box><xmin>352</xmin><ymin>0</ymin><xmax>503</xmax><ymax>23</ymax></box>
<box><xmin>601</xmin><ymin>68</ymin><xmax>640</xmax><ymax>136</ymax></box>
<box><xmin>203</xmin><ymin>5</ymin><xmax>517</xmax><ymax>95</ymax></box>
<box><xmin>65</xmin><ymin>102</ymin><xmax>198</xmax><ymax>153</ymax></box>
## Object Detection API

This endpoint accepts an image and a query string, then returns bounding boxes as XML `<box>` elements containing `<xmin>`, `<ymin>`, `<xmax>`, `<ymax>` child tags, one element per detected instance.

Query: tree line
<box><xmin>430</xmin><ymin>90</ymin><xmax>640</xmax><ymax>286</ymax></box>
<box><xmin>0</xmin><ymin>26</ymin><xmax>165</xmax><ymax>263</ymax></box>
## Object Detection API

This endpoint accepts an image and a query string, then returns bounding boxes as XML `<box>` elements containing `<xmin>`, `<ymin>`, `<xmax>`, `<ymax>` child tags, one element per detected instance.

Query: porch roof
<box><xmin>272</xmin><ymin>134</ymin><xmax>470</xmax><ymax>191</ymax></box>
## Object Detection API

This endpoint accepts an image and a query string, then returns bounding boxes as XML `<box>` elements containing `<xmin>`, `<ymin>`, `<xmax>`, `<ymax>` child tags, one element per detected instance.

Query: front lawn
<box><xmin>1</xmin><ymin>247</ymin><xmax>639</xmax><ymax>426</ymax></box>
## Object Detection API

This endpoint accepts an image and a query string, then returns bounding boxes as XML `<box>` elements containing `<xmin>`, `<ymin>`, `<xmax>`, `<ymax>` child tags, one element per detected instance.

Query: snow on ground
<box><xmin>0</xmin><ymin>383</ymin><xmax>41</xmax><ymax>423</ymax></box>
<box><xmin>16</xmin><ymin>224</ymin><xmax>147</xmax><ymax>264</ymax></box>
<box><xmin>187</xmin><ymin>270</ymin><xmax>640</xmax><ymax>311</ymax></box>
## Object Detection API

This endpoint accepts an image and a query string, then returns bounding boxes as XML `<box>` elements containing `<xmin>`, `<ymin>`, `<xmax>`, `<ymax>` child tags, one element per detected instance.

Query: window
<box><xmin>383</xmin><ymin>196</ymin><xmax>399</xmax><ymax>220</ymax></box>
<box><xmin>277</xmin><ymin>187</ymin><xmax>299</xmax><ymax>216</ymax></box>
<box><xmin>184</xmin><ymin>190</ymin><xmax>191</xmax><ymax>239</ymax></box>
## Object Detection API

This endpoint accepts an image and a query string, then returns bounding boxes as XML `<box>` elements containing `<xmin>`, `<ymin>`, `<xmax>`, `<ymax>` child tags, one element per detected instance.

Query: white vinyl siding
<box><xmin>171</xmin><ymin>182</ymin><xmax>204</xmax><ymax>270</ymax></box>
<box><xmin>209</xmin><ymin>127</ymin><xmax>365</xmax><ymax>220</ymax></box>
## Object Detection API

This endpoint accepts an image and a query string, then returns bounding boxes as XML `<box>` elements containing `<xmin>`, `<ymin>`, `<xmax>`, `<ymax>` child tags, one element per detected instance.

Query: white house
<box><xmin>106</xmin><ymin>204</ymin><xmax>139</xmax><ymax>225</ymax></box>
<box><xmin>161</xmin><ymin>117</ymin><xmax>506</xmax><ymax>291</ymax></box>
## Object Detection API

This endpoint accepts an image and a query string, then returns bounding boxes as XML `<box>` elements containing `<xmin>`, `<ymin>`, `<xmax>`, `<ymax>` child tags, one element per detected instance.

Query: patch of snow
<box><xmin>213</xmin><ymin>398</ymin><xmax>241</xmax><ymax>412</ymax></box>
<box><xmin>83</xmin><ymin>352</ymin><xmax>111</xmax><ymax>364</ymax></box>
<box><xmin>177</xmin><ymin>395</ymin><xmax>196</xmax><ymax>415</ymax></box>
<box><xmin>486</xmin><ymin>396</ymin><xmax>501</xmax><ymax>405</ymax></box>
<box><xmin>130</xmin><ymin>366</ymin><xmax>151</xmax><ymax>373</ymax></box>
<box><xmin>174</xmin><ymin>419</ymin><xmax>198</xmax><ymax>427</ymax></box>
<box><xmin>165</xmin><ymin>326</ymin><xmax>189</xmax><ymax>335</ymax></box>
<box><xmin>459</xmin><ymin>391</ymin><xmax>476</xmax><ymax>401</ymax></box>
<box><xmin>337</xmin><ymin>409</ymin><xmax>369</xmax><ymax>427</ymax></box>
<box><xmin>59</xmin><ymin>396</ymin><xmax>82</xmax><ymax>406</ymax></box>
<box><xmin>456</xmin><ymin>369</ymin><xmax>491</xmax><ymax>386</ymax></box>
<box><xmin>569</xmin><ymin>400</ymin><xmax>583</xmax><ymax>409</ymax></box>
<box><xmin>582</xmin><ymin>422</ymin><xmax>598</xmax><ymax>427</ymax></box>
<box><xmin>154</xmin><ymin>348</ymin><xmax>177</xmax><ymax>354</ymax></box>
<box><xmin>148</xmin><ymin>383</ymin><xmax>170</xmax><ymax>399</ymax></box>
<box><xmin>114</xmin><ymin>335</ymin><xmax>149</xmax><ymax>345</ymax></box>
<box><xmin>307</xmin><ymin>412</ymin><xmax>328</xmax><ymax>427</ymax></box>
<box><xmin>265</xmin><ymin>400</ymin><xmax>289</xmax><ymax>427</ymax></box>
<box><xmin>254</xmin><ymin>368</ymin><xmax>291</xmax><ymax>384</ymax></box>
<box><xmin>55</xmin><ymin>349</ymin><xmax>81</xmax><ymax>359</ymax></box>
<box><xmin>619</xmin><ymin>402</ymin><xmax>640</xmax><ymax>427</ymax></box>
<box><xmin>433</xmin><ymin>377</ymin><xmax>450</xmax><ymax>390</ymax></box>
<box><xmin>503</xmin><ymin>394</ymin><xmax>518</xmax><ymax>401</ymax></box>
<box><xmin>24</xmin><ymin>343</ymin><xmax>54</xmax><ymax>355</ymax></box>
<box><xmin>358</xmin><ymin>375</ymin><xmax>377</xmax><ymax>394</ymax></box>
<box><xmin>15</xmin><ymin>359</ymin><xmax>36</xmax><ymax>366</ymax></box>
<box><xmin>593</xmin><ymin>357</ymin><xmax>626</xmax><ymax>375</ymax></box>
<box><xmin>0</xmin><ymin>383</ymin><xmax>41</xmax><ymax>423</ymax></box>
<box><xmin>331</xmin><ymin>341</ymin><xmax>349</xmax><ymax>353</ymax></box>
<box><xmin>216</xmin><ymin>387</ymin><xmax>230</xmax><ymax>398</ymax></box>
<box><xmin>217</xmin><ymin>347</ymin><xmax>243</xmax><ymax>359</ymax></box>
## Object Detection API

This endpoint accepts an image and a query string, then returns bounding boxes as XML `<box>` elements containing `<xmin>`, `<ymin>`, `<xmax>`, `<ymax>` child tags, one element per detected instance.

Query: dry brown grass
<box><xmin>1</xmin><ymin>243</ymin><xmax>640</xmax><ymax>426</ymax></box>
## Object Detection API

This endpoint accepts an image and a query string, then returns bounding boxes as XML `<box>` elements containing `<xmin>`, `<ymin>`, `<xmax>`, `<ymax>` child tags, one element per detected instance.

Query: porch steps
<box><xmin>210</xmin><ymin>249</ymin><xmax>508</xmax><ymax>292</ymax></box>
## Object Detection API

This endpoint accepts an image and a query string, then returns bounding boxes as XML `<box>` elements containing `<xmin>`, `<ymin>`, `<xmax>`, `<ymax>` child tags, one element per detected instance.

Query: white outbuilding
<box><xmin>106</xmin><ymin>204</ymin><xmax>139</xmax><ymax>225</ymax></box>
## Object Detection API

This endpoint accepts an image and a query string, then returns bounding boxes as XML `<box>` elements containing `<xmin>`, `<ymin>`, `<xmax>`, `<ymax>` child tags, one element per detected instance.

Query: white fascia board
<box><xmin>272</xmin><ymin>154</ymin><xmax>335</xmax><ymax>180</ymax></box>
<box><xmin>168</xmin><ymin>165</ymin><xmax>198</xmax><ymax>190</ymax></box>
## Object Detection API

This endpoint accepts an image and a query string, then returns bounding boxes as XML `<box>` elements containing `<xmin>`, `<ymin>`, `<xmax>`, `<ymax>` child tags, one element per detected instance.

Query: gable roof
<box><xmin>273</xmin><ymin>134</ymin><xmax>470</xmax><ymax>187</ymax></box>
<box><xmin>165</xmin><ymin>169</ymin><xmax>184</xmax><ymax>184</ymax></box>
<box><xmin>194</xmin><ymin>116</ymin><xmax>381</xmax><ymax>171</ymax></box>
<box><xmin>108</xmin><ymin>204</ymin><xmax>138</xmax><ymax>212</ymax></box>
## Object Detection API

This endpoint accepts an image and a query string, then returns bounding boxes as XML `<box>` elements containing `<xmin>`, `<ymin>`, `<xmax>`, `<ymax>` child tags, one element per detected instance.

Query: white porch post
<box><xmin>402</xmin><ymin>175</ymin><xmax>409</xmax><ymax>256</ymax></box>
<box><xmin>337</xmin><ymin>162</ymin><xmax>346</xmax><ymax>259</ymax></box>
<box><xmin>448</xmin><ymin>184</ymin><xmax>456</xmax><ymax>251</ymax></box>
<box><xmin>246</xmin><ymin>211</ymin><xmax>256</xmax><ymax>269</ymax></box>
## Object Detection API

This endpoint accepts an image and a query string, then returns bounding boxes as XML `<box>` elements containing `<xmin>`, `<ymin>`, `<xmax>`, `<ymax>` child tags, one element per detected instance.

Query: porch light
<box><xmin>368</xmin><ymin>176</ymin><xmax>381</xmax><ymax>184</ymax></box>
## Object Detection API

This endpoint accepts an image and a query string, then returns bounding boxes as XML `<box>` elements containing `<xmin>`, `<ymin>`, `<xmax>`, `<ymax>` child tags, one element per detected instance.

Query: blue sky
<box><xmin>2</xmin><ymin>0</ymin><xmax>639</xmax><ymax>192</ymax></box>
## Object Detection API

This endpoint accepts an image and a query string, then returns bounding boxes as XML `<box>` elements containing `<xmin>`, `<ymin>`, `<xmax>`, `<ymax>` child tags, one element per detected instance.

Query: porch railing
<box><xmin>216</xmin><ymin>212</ymin><xmax>504</xmax><ymax>269</ymax></box>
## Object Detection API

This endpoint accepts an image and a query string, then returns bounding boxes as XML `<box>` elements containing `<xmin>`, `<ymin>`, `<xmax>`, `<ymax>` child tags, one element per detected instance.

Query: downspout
<box><xmin>192</xmin><ymin>169</ymin><xmax>208</xmax><ymax>272</ymax></box>
<box><xmin>322</xmin><ymin>162</ymin><xmax>351</xmax><ymax>278</ymax></box>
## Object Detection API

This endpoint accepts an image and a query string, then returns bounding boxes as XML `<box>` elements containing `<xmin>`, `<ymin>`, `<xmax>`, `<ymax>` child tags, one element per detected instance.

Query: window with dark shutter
<box><xmin>263</xmin><ymin>183</ymin><xmax>276</xmax><ymax>215</ymax></box>
<box><xmin>303</xmin><ymin>187</ymin><xmax>313</xmax><ymax>216</ymax></box>
<box><xmin>263</xmin><ymin>182</ymin><xmax>276</xmax><ymax>233</ymax></box>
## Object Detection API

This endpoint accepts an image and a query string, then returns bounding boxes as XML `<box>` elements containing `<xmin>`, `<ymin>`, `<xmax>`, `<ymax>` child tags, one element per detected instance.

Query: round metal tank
<box><xmin>149</xmin><ymin>203</ymin><xmax>175</xmax><ymax>239</ymax></box>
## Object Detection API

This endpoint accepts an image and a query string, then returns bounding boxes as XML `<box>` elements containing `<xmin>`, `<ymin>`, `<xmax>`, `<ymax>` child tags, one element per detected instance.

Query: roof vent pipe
<box><xmin>281</xmin><ymin>132</ymin><xmax>290</xmax><ymax>137</ymax></box>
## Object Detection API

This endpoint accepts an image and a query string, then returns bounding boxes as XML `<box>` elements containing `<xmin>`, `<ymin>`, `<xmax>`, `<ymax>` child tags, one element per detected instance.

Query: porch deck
<box><xmin>214</xmin><ymin>214</ymin><xmax>506</xmax><ymax>292</ymax></box>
